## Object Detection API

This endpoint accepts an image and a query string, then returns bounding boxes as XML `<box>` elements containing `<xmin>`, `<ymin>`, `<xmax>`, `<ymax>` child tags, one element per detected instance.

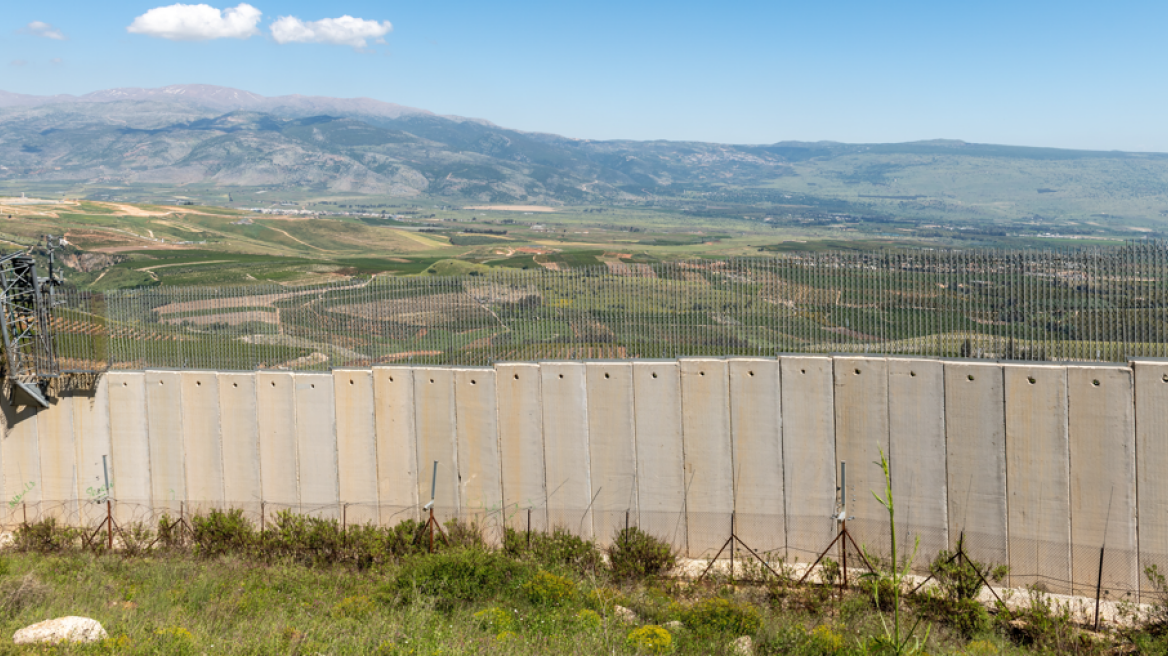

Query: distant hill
<box><xmin>4</xmin><ymin>84</ymin><xmax>1168</xmax><ymax>224</ymax></box>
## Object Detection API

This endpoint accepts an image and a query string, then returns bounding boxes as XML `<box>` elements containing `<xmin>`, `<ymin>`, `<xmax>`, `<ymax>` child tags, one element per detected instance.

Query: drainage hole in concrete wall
<box><xmin>196</xmin><ymin>381</ymin><xmax>201</xmax><ymax>386</ymax></box>
<box><xmin>1027</xmin><ymin>377</ymin><xmax>1036</xmax><ymax>385</ymax></box>
<box><xmin>651</xmin><ymin>372</ymin><xmax>658</xmax><ymax>378</ymax></box>
<box><xmin>311</xmin><ymin>384</ymin><xmax>315</xmax><ymax>389</ymax></box>
<box><xmin>1163</xmin><ymin>374</ymin><xmax>1168</xmax><ymax>383</ymax></box>
<box><xmin>349</xmin><ymin>379</ymin><xmax>354</xmax><ymax>385</ymax></box>
<box><xmin>604</xmin><ymin>372</ymin><xmax>610</xmax><ymax>379</ymax></box>
<box><xmin>389</xmin><ymin>377</ymin><xmax>395</xmax><ymax>382</ymax></box>
<box><xmin>558</xmin><ymin>374</ymin><xmax>563</xmax><ymax>379</ymax></box>
<box><xmin>233</xmin><ymin>383</ymin><xmax>238</xmax><ymax>388</ymax></box>
<box><xmin>854</xmin><ymin>368</ymin><xmax>861</xmax><ymax>375</ymax></box>
<box><xmin>910</xmin><ymin>371</ymin><xmax>916</xmax><ymax>377</ymax></box>
<box><xmin>749</xmin><ymin>371</ymin><xmax>755</xmax><ymax>377</ymax></box>
<box><xmin>271</xmin><ymin>381</ymin><xmax>276</xmax><ymax>387</ymax></box>
<box><xmin>967</xmin><ymin>375</ymin><xmax>975</xmax><ymax>381</ymax></box>
<box><xmin>159</xmin><ymin>380</ymin><xmax>164</xmax><ymax>385</ymax></box>
<box><xmin>429</xmin><ymin>379</ymin><xmax>434</xmax><ymax>384</ymax></box>
<box><xmin>800</xmin><ymin>369</ymin><xmax>806</xmax><ymax>374</ymax></box>
<box><xmin>123</xmin><ymin>382</ymin><xmax>127</xmax><ymax>387</ymax></box>
<box><xmin>471</xmin><ymin>379</ymin><xmax>477</xmax><ymax>385</ymax></box>
<box><xmin>513</xmin><ymin>374</ymin><xmax>518</xmax><ymax>380</ymax></box>
<box><xmin>1093</xmin><ymin>379</ymin><xmax>1100</xmax><ymax>386</ymax></box>
<box><xmin>700</xmin><ymin>371</ymin><xmax>706</xmax><ymax>376</ymax></box>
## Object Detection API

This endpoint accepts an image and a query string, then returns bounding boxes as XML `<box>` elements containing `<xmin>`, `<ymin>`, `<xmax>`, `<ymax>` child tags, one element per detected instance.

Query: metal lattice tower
<box><xmin>0</xmin><ymin>242</ymin><xmax>63</xmax><ymax>407</ymax></box>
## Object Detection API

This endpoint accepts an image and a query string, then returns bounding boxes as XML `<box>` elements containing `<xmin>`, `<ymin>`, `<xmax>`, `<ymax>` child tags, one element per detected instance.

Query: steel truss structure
<box><xmin>0</xmin><ymin>244</ymin><xmax>62</xmax><ymax>407</ymax></box>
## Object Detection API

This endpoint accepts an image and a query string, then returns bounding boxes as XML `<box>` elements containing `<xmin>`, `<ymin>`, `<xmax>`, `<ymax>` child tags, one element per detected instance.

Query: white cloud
<box><xmin>270</xmin><ymin>15</ymin><xmax>391</xmax><ymax>48</ymax></box>
<box><xmin>50</xmin><ymin>58</ymin><xmax>64</xmax><ymax>65</ymax></box>
<box><xmin>127</xmin><ymin>3</ymin><xmax>261</xmax><ymax>41</ymax></box>
<box><xmin>10</xmin><ymin>60</ymin><xmax>28</xmax><ymax>67</ymax></box>
<box><xmin>18</xmin><ymin>21</ymin><xmax>67</xmax><ymax>40</ymax></box>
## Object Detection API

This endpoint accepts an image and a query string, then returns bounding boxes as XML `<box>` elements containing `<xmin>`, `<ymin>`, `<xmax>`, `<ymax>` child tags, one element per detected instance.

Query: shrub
<box><xmin>679</xmin><ymin>597</ymin><xmax>762</xmax><ymax>637</ymax></box>
<box><xmin>444</xmin><ymin>518</ymin><xmax>486</xmax><ymax>550</ymax></box>
<box><xmin>807</xmin><ymin>625</ymin><xmax>845</xmax><ymax>653</ymax></box>
<box><xmin>627</xmin><ymin>625</ymin><xmax>673</xmax><ymax>654</ymax></box>
<box><xmin>996</xmin><ymin>589</ymin><xmax>1079</xmax><ymax>652</ymax></box>
<box><xmin>523</xmin><ymin>571</ymin><xmax>577</xmax><ymax>606</ymax></box>
<box><xmin>191</xmin><ymin>509</ymin><xmax>255</xmax><ymax>557</ymax></box>
<box><xmin>608</xmin><ymin>527</ymin><xmax>676</xmax><ymax>580</ymax></box>
<box><xmin>928</xmin><ymin>546</ymin><xmax>1007</xmax><ymax>603</ymax></box>
<box><xmin>13</xmin><ymin>517</ymin><xmax>79</xmax><ymax>553</ymax></box>
<box><xmin>388</xmin><ymin>549</ymin><xmax>531</xmax><ymax>609</ymax></box>
<box><xmin>505</xmin><ymin>526</ymin><xmax>605</xmax><ymax>574</ymax></box>
<box><xmin>264</xmin><ymin>511</ymin><xmax>343</xmax><ymax>565</ymax></box>
<box><xmin>473</xmin><ymin>606</ymin><xmax>514</xmax><ymax>632</ymax></box>
<box><xmin>575</xmin><ymin>608</ymin><xmax>603</xmax><ymax>629</ymax></box>
<box><xmin>1146</xmin><ymin>564</ymin><xmax>1168</xmax><ymax>634</ymax></box>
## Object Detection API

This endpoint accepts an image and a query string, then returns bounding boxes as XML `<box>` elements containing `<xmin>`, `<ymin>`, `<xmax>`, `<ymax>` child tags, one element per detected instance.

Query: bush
<box><xmin>608</xmin><ymin>527</ymin><xmax>676</xmax><ymax>580</ymax></box>
<box><xmin>388</xmin><ymin>549</ymin><xmax>531</xmax><ymax>609</ymax></box>
<box><xmin>626</xmin><ymin>625</ymin><xmax>673</xmax><ymax>654</ymax></box>
<box><xmin>679</xmin><ymin>597</ymin><xmax>762</xmax><ymax>637</ymax></box>
<box><xmin>523</xmin><ymin>571</ymin><xmax>577</xmax><ymax>606</ymax></box>
<box><xmin>13</xmin><ymin>517</ymin><xmax>80</xmax><ymax>553</ymax></box>
<box><xmin>191</xmin><ymin>509</ymin><xmax>255</xmax><ymax>557</ymax></box>
<box><xmin>264</xmin><ymin>511</ymin><xmax>344</xmax><ymax>565</ymax></box>
<box><xmin>996</xmin><ymin>589</ymin><xmax>1080</xmax><ymax>652</ymax></box>
<box><xmin>505</xmin><ymin>526</ymin><xmax>605</xmax><ymax>574</ymax></box>
<box><xmin>473</xmin><ymin>606</ymin><xmax>514</xmax><ymax>632</ymax></box>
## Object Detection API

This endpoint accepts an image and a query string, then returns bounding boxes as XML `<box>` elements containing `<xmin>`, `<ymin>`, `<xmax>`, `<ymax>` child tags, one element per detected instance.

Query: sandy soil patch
<box><xmin>464</xmin><ymin>205</ymin><xmax>558</xmax><ymax>212</ymax></box>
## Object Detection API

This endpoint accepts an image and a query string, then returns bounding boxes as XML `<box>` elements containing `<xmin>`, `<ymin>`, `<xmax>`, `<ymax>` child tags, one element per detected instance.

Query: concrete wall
<box><xmin>3</xmin><ymin>355</ymin><xmax>1160</xmax><ymax>597</ymax></box>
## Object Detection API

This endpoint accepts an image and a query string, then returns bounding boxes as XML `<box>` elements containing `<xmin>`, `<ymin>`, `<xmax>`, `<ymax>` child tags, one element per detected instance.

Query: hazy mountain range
<box><xmin>4</xmin><ymin>84</ymin><xmax>1168</xmax><ymax>222</ymax></box>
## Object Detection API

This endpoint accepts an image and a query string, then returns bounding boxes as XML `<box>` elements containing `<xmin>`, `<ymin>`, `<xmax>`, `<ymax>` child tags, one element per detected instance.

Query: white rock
<box><xmin>732</xmin><ymin>635</ymin><xmax>753</xmax><ymax>655</ymax></box>
<box><xmin>13</xmin><ymin>617</ymin><xmax>108</xmax><ymax>644</ymax></box>
<box><xmin>664</xmin><ymin>620</ymin><xmax>684</xmax><ymax>630</ymax></box>
<box><xmin>613</xmin><ymin>605</ymin><xmax>639</xmax><ymax>624</ymax></box>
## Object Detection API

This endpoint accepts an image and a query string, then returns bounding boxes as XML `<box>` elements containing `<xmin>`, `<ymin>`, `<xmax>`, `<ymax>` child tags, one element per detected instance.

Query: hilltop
<box><xmin>2</xmin><ymin>85</ymin><xmax>1168</xmax><ymax>231</ymax></box>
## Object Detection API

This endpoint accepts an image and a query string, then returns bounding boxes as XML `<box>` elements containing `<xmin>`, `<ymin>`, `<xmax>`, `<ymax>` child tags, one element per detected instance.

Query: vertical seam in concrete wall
<box><xmin>492</xmin><ymin>368</ymin><xmax>506</xmax><ymax>526</ymax></box>
<box><xmin>1131</xmin><ymin>362</ymin><xmax>1141</xmax><ymax>596</ymax></box>
<box><xmin>292</xmin><ymin>376</ymin><xmax>302</xmax><ymax>510</ymax></box>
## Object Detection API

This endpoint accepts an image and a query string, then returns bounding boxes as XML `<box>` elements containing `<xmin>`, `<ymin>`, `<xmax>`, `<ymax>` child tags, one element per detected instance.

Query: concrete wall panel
<box><xmin>1004</xmin><ymin>364</ymin><xmax>1071</xmax><ymax>592</ymax></box>
<box><xmin>218</xmin><ymin>372</ymin><xmax>261</xmax><ymax>520</ymax></box>
<box><xmin>496</xmin><ymin>363</ymin><xmax>546</xmax><ymax>530</ymax></box>
<box><xmin>294</xmin><ymin>373</ymin><xmax>339</xmax><ymax>518</ymax></box>
<box><xmin>728</xmin><ymin>358</ymin><xmax>784</xmax><ymax>553</ymax></box>
<box><xmin>632</xmin><ymin>361</ymin><xmax>686</xmax><ymax>550</ymax></box>
<box><xmin>540</xmin><ymin>362</ymin><xmax>592</xmax><ymax>538</ymax></box>
<box><xmin>36</xmin><ymin>396</ymin><xmax>74</xmax><ymax>521</ymax></box>
<box><xmin>943</xmin><ymin>361</ymin><xmax>1008</xmax><ymax>566</ymax></box>
<box><xmin>72</xmin><ymin>378</ymin><xmax>113</xmax><ymax>525</ymax></box>
<box><xmin>107</xmin><ymin>371</ymin><xmax>150</xmax><ymax>522</ymax></box>
<box><xmin>780</xmin><ymin>356</ymin><xmax>837</xmax><ymax>561</ymax></box>
<box><xmin>454</xmin><ymin>368</ymin><xmax>503</xmax><ymax>534</ymax></box>
<box><xmin>145</xmin><ymin>370</ymin><xmax>185</xmax><ymax>514</ymax></box>
<box><xmin>888</xmin><ymin>358</ymin><xmax>948</xmax><ymax>568</ymax></box>
<box><xmin>680</xmin><ymin>358</ymin><xmax>733</xmax><ymax>555</ymax></box>
<box><xmin>833</xmin><ymin>357</ymin><xmax>890</xmax><ymax>553</ymax></box>
<box><xmin>335</xmin><ymin>369</ymin><xmax>378</xmax><ymax>525</ymax></box>
<box><xmin>257</xmin><ymin>371</ymin><xmax>298</xmax><ymax>512</ymax></box>
<box><xmin>1135</xmin><ymin>361</ymin><xmax>1168</xmax><ymax>600</ymax></box>
<box><xmin>2</xmin><ymin>397</ymin><xmax>41</xmax><ymax>525</ymax></box>
<box><xmin>180</xmin><ymin>372</ymin><xmax>223</xmax><ymax>512</ymax></box>
<box><xmin>586</xmin><ymin>362</ymin><xmax>638</xmax><ymax>546</ymax></box>
<box><xmin>1068</xmin><ymin>366</ymin><xmax>1138</xmax><ymax>597</ymax></box>
<box><xmin>373</xmin><ymin>366</ymin><xmax>418</xmax><ymax>525</ymax></box>
<box><xmin>414</xmin><ymin>368</ymin><xmax>459</xmax><ymax>518</ymax></box>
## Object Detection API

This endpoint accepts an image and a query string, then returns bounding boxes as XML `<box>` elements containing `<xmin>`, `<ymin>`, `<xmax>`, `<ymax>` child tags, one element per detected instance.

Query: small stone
<box><xmin>664</xmin><ymin>620</ymin><xmax>684</xmax><ymax>631</ymax></box>
<box><xmin>613</xmin><ymin>605</ymin><xmax>639</xmax><ymax>624</ymax></box>
<box><xmin>732</xmin><ymin>635</ymin><xmax>753</xmax><ymax>655</ymax></box>
<box><xmin>14</xmin><ymin>617</ymin><xmax>108</xmax><ymax>644</ymax></box>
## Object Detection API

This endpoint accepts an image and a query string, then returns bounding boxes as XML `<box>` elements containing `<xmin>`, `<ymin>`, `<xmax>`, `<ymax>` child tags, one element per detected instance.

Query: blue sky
<box><xmin>3</xmin><ymin>0</ymin><xmax>1167</xmax><ymax>151</ymax></box>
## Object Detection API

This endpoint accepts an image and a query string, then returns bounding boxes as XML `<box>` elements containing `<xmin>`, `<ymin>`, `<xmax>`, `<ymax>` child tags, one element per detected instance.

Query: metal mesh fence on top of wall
<box><xmin>47</xmin><ymin>241</ymin><xmax>1168</xmax><ymax>372</ymax></box>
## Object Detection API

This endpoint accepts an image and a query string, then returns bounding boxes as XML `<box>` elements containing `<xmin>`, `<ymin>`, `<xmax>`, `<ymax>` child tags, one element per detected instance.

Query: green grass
<box><xmin>0</xmin><ymin>510</ymin><xmax>1152</xmax><ymax>656</ymax></box>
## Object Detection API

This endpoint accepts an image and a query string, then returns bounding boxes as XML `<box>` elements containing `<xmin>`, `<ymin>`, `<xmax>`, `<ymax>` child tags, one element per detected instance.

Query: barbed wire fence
<box><xmin>47</xmin><ymin>240</ymin><xmax>1168</xmax><ymax>373</ymax></box>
